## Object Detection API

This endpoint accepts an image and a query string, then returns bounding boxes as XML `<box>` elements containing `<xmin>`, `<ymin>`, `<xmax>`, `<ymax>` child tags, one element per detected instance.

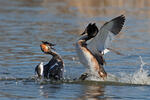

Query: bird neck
<box><xmin>80</xmin><ymin>35</ymin><xmax>92</xmax><ymax>42</ymax></box>
<box><xmin>78</xmin><ymin>35</ymin><xmax>93</xmax><ymax>47</ymax></box>
<box><xmin>47</xmin><ymin>50</ymin><xmax>62</xmax><ymax>61</ymax></box>
<box><xmin>47</xmin><ymin>50</ymin><xmax>58</xmax><ymax>57</ymax></box>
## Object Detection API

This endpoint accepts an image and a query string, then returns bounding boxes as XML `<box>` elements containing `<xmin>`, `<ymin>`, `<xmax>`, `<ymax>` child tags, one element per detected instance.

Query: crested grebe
<box><xmin>76</xmin><ymin>15</ymin><xmax>125</xmax><ymax>80</ymax></box>
<box><xmin>35</xmin><ymin>62</ymin><xmax>44</xmax><ymax>78</ymax></box>
<box><xmin>38</xmin><ymin>41</ymin><xmax>64</xmax><ymax>80</ymax></box>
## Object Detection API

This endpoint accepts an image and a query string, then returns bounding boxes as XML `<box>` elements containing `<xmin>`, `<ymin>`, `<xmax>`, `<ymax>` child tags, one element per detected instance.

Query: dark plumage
<box><xmin>42</xmin><ymin>41</ymin><xmax>56</xmax><ymax>46</ymax></box>
<box><xmin>82</xmin><ymin>23</ymin><xmax>99</xmax><ymax>38</ymax></box>
<box><xmin>102</xmin><ymin>15</ymin><xmax>125</xmax><ymax>35</ymax></box>
<box><xmin>40</xmin><ymin>41</ymin><xmax>64</xmax><ymax>80</ymax></box>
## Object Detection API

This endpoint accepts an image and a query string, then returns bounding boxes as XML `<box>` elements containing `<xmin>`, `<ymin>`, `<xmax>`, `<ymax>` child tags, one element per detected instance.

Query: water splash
<box><xmin>86</xmin><ymin>56</ymin><xmax>150</xmax><ymax>85</ymax></box>
<box><xmin>0</xmin><ymin>56</ymin><xmax>150</xmax><ymax>85</ymax></box>
<box><xmin>116</xmin><ymin>56</ymin><xmax>150</xmax><ymax>85</ymax></box>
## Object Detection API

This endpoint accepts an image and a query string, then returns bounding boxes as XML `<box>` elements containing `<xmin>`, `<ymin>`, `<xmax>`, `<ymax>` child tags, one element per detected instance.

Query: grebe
<box><xmin>39</xmin><ymin>41</ymin><xmax>64</xmax><ymax>80</ymax></box>
<box><xmin>35</xmin><ymin>62</ymin><xmax>44</xmax><ymax>78</ymax></box>
<box><xmin>76</xmin><ymin>15</ymin><xmax>125</xmax><ymax>80</ymax></box>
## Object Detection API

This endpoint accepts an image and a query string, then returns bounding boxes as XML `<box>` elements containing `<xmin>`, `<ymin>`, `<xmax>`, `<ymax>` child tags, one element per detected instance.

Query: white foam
<box><xmin>119</xmin><ymin>56</ymin><xmax>150</xmax><ymax>85</ymax></box>
<box><xmin>86</xmin><ymin>56</ymin><xmax>150</xmax><ymax>85</ymax></box>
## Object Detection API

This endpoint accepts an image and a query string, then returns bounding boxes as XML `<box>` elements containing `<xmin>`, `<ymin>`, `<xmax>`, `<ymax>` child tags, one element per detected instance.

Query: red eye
<box><xmin>40</xmin><ymin>44</ymin><xmax>49</xmax><ymax>53</ymax></box>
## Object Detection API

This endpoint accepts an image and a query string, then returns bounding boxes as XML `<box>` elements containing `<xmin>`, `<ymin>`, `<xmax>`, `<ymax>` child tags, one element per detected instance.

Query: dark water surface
<box><xmin>1</xmin><ymin>0</ymin><xmax>150</xmax><ymax>100</ymax></box>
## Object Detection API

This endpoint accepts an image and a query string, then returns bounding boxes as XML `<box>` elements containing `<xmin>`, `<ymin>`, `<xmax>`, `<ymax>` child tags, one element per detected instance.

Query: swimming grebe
<box><xmin>76</xmin><ymin>15</ymin><xmax>125</xmax><ymax>80</ymax></box>
<box><xmin>39</xmin><ymin>41</ymin><xmax>64</xmax><ymax>80</ymax></box>
<box><xmin>35</xmin><ymin>62</ymin><xmax>44</xmax><ymax>78</ymax></box>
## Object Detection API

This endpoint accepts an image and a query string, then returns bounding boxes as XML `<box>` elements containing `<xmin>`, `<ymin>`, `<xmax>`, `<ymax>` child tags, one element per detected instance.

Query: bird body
<box><xmin>76</xmin><ymin>15</ymin><xmax>125</xmax><ymax>80</ymax></box>
<box><xmin>76</xmin><ymin>36</ymin><xmax>107</xmax><ymax>79</ymax></box>
<box><xmin>40</xmin><ymin>41</ymin><xmax>64</xmax><ymax>80</ymax></box>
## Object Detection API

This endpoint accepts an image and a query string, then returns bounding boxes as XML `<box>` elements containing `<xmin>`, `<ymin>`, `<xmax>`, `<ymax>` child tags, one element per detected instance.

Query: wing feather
<box><xmin>88</xmin><ymin>15</ymin><xmax>125</xmax><ymax>54</ymax></box>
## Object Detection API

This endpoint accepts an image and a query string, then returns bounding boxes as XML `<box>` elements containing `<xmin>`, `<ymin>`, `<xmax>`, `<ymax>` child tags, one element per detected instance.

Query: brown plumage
<box><xmin>76</xmin><ymin>15</ymin><xmax>125</xmax><ymax>80</ymax></box>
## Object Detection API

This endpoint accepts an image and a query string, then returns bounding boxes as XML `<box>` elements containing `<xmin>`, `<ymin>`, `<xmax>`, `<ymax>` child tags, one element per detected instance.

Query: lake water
<box><xmin>0</xmin><ymin>0</ymin><xmax>150</xmax><ymax>100</ymax></box>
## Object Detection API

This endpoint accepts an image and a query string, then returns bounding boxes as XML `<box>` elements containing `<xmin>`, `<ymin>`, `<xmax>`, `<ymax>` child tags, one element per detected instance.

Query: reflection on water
<box><xmin>39</xmin><ymin>84</ymin><xmax>62</xmax><ymax>98</ymax></box>
<box><xmin>77</xmin><ymin>85</ymin><xmax>106</xmax><ymax>100</ymax></box>
<box><xmin>0</xmin><ymin>0</ymin><xmax>150</xmax><ymax>100</ymax></box>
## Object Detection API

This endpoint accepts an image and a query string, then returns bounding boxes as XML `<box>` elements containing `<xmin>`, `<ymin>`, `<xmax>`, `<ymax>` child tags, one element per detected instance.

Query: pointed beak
<box><xmin>50</xmin><ymin>43</ymin><xmax>56</xmax><ymax>46</ymax></box>
<box><xmin>51</xmin><ymin>47</ymin><xmax>56</xmax><ymax>50</ymax></box>
<box><xmin>81</xmin><ymin>32</ymin><xmax>86</xmax><ymax>35</ymax></box>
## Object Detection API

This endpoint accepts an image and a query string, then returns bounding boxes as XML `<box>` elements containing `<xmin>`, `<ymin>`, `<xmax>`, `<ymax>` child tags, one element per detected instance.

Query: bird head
<box><xmin>40</xmin><ymin>41</ymin><xmax>56</xmax><ymax>54</ymax></box>
<box><xmin>81</xmin><ymin>23</ymin><xmax>99</xmax><ymax>38</ymax></box>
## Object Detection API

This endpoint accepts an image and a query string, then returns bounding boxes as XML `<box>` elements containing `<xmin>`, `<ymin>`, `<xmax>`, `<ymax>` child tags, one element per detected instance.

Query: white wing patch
<box><xmin>39</xmin><ymin>64</ymin><xmax>44</xmax><ymax>76</ymax></box>
<box><xmin>102</xmin><ymin>49</ymin><xmax>110</xmax><ymax>55</ymax></box>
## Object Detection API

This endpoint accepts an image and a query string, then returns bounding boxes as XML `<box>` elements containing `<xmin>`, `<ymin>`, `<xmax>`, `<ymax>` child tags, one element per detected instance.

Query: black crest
<box><xmin>41</xmin><ymin>41</ymin><xmax>56</xmax><ymax>46</ymax></box>
<box><xmin>82</xmin><ymin>23</ymin><xmax>99</xmax><ymax>38</ymax></box>
<box><xmin>41</xmin><ymin>41</ymin><xmax>56</xmax><ymax>50</ymax></box>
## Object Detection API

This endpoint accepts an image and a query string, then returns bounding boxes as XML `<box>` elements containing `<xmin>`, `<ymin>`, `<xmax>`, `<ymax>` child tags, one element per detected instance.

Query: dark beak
<box><xmin>50</xmin><ymin>43</ymin><xmax>56</xmax><ymax>46</ymax></box>
<box><xmin>81</xmin><ymin>31</ymin><xmax>86</xmax><ymax>35</ymax></box>
<box><xmin>41</xmin><ymin>41</ymin><xmax>56</xmax><ymax>46</ymax></box>
<box><xmin>51</xmin><ymin>47</ymin><xmax>56</xmax><ymax>50</ymax></box>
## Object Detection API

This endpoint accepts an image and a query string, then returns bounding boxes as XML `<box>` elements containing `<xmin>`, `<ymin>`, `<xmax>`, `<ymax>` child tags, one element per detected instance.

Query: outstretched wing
<box><xmin>88</xmin><ymin>15</ymin><xmax>125</xmax><ymax>55</ymax></box>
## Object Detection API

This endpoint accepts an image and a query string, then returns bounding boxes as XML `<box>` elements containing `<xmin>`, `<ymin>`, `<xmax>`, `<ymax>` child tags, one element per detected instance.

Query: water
<box><xmin>0</xmin><ymin>0</ymin><xmax>150</xmax><ymax>99</ymax></box>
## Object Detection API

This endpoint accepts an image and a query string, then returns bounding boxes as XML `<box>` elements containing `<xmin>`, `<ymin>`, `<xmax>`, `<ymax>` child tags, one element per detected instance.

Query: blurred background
<box><xmin>0</xmin><ymin>0</ymin><xmax>150</xmax><ymax>100</ymax></box>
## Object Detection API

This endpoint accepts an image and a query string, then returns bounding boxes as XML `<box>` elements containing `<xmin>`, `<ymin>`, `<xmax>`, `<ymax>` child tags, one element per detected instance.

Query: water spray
<box><xmin>139</xmin><ymin>56</ymin><xmax>146</xmax><ymax>72</ymax></box>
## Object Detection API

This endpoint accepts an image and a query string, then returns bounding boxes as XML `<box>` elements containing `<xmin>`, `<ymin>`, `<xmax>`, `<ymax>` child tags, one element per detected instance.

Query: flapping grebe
<box><xmin>35</xmin><ymin>41</ymin><xmax>64</xmax><ymax>80</ymax></box>
<box><xmin>76</xmin><ymin>15</ymin><xmax>125</xmax><ymax>80</ymax></box>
